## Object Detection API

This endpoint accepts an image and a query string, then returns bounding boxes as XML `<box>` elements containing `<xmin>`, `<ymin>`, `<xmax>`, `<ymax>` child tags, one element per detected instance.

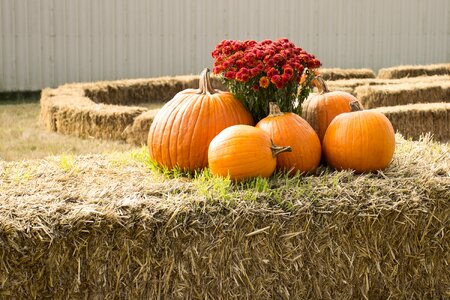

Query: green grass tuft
<box><xmin>59</xmin><ymin>154</ymin><xmax>77</xmax><ymax>173</ymax></box>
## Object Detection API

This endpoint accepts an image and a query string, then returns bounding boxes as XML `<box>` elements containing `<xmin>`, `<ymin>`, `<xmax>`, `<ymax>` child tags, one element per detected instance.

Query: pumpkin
<box><xmin>302</xmin><ymin>76</ymin><xmax>363</xmax><ymax>142</ymax></box>
<box><xmin>208</xmin><ymin>125</ymin><xmax>291</xmax><ymax>181</ymax></box>
<box><xmin>148</xmin><ymin>68</ymin><xmax>253</xmax><ymax>171</ymax></box>
<box><xmin>323</xmin><ymin>101</ymin><xmax>395</xmax><ymax>173</ymax></box>
<box><xmin>256</xmin><ymin>102</ymin><xmax>321</xmax><ymax>174</ymax></box>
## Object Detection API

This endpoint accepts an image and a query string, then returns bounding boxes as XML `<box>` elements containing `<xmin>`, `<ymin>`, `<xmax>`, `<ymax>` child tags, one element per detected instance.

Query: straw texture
<box><xmin>374</xmin><ymin>103</ymin><xmax>450</xmax><ymax>141</ymax></box>
<box><xmin>327</xmin><ymin>75</ymin><xmax>450</xmax><ymax>95</ymax></box>
<box><xmin>355</xmin><ymin>82</ymin><xmax>450</xmax><ymax>109</ymax></box>
<box><xmin>0</xmin><ymin>136</ymin><xmax>449</xmax><ymax>299</ymax></box>
<box><xmin>319</xmin><ymin>68</ymin><xmax>376</xmax><ymax>81</ymax></box>
<box><xmin>378</xmin><ymin>63</ymin><xmax>450</xmax><ymax>79</ymax></box>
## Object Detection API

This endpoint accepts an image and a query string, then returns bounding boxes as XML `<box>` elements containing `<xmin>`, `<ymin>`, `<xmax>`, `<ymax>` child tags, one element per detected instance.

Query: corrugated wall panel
<box><xmin>0</xmin><ymin>0</ymin><xmax>3</xmax><ymax>91</ymax></box>
<box><xmin>0</xmin><ymin>0</ymin><xmax>449</xmax><ymax>91</ymax></box>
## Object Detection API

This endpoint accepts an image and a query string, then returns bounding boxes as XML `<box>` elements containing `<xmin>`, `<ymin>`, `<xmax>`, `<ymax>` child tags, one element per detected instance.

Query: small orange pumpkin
<box><xmin>323</xmin><ymin>101</ymin><xmax>395</xmax><ymax>173</ymax></box>
<box><xmin>302</xmin><ymin>76</ymin><xmax>363</xmax><ymax>142</ymax></box>
<box><xmin>208</xmin><ymin>125</ymin><xmax>291</xmax><ymax>181</ymax></box>
<box><xmin>148</xmin><ymin>68</ymin><xmax>253</xmax><ymax>171</ymax></box>
<box><xmin>256</xmin><ymin>102</ymin><xmax>321</xmax><ymax>174</ymax></box>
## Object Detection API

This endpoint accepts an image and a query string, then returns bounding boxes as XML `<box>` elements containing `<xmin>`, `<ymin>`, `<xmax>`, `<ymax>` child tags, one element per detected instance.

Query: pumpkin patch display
<box><xmin>208</xmin><ymin>125</ymin><xmax>292</xmax><ymax>181</ymax></box>
<box><xmin>302</xmin><ymin>76</ymin><xmax>363</xmax><ymax>142</ymax></box>
<box><xmin>256</xmin><ymin>102</ymin><xmax>321</xmax><ymax>174</ymax></box>
<box><xmin>323</xmin><ymin>101</ymin><xmax>395</xmax><ymax>173</ymax></box>
<box><xmin>148</xmin><ymin>68</ymin><xmax>253</xmax><ymax>171</ymax></box>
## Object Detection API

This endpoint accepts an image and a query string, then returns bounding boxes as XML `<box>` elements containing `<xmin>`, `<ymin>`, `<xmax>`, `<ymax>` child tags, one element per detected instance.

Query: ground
<box><xmin>0</xmin><ymin>97</ymin><xmax>136</xmax><ymax>161</ymax></box>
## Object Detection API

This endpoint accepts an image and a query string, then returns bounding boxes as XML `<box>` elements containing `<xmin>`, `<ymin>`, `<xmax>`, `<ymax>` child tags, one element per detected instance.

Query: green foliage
<box><xmin>193</xmin><ymin>168</ymin><xmax>233</xmax><ymax>204</ymax></box>
<box><xmin>59</xmin><ymin>154</ymin><xmax>77</xmax><ymax>173</ymax></box>
<box><xmin>223</xmin><ymin>68</ymin><xmax>317</xmax><ymax>122</ymax></box>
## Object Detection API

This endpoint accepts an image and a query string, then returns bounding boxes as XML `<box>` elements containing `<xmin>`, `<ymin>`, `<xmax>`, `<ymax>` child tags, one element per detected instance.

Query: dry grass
<box><xmin>0</xmin><ymin>99</ymin><xmax>135</xmax><ymax>161</ymax></box>
<box><xmin>0</xmin><ymin>135</ymin><xmax>449</xmax><ymax>299</ymax></box>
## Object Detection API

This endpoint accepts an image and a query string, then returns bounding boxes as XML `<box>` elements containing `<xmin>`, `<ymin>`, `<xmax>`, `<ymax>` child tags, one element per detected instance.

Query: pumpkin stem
<box><xmin>197</xmin><ymin>68</ymin><xmax>216</xmax><ymax>95</ymax></box>
<box><xmin>315</xmin><ymin>76</ymin><xmax>330</xmax><ymax>94</ymax></box>
<box><xmin>350</xmin><ymin>100</ymin><xmax>363</xmax><ymax>112</ymax></box>
<box><xmin>270</xmin><ymin>142</ymin><xmax>292</xmax><ymax>158</ymax></box>
<box><xmin>269</xmin><ymin>102</ymin><xmax>283</xmax><ymax>116</ymax></box>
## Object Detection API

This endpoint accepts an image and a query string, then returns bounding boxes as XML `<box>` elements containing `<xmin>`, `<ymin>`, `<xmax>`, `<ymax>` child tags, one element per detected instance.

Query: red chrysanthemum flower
<box><xmin>283</xmin><ymin>66</ymin><xmax>294</xmax><ymax>76</ymax></box>
<box><xmin>271</xmin><ymin>75</ymin><xmax>282</xmax><ymax>85</ymax></box>
<box><xmin>267</xmin><ymin>68</ymin><xmax>279</xmax><ymax>78</ymax></box>
<box><xmin>225</xmin><ymin>71</ymin><xmax>236</xmax><ymax>80</ymax></box>
<box><xmin>281</xmin><ymin>73</ymin><xmax>291</xmax><ymax>84</ymax></box>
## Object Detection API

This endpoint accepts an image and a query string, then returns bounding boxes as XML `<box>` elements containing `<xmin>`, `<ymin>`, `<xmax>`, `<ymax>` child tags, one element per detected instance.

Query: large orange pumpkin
<box><xmin>323</xmin><ymin>101</ymin><xmax>395</xmax><ymax>173</ymax></box>
<box><xmin>302</xmin><ymin>76</ymin><xmax>363</xmax><ymax>142</ymax></box>
<box><xmin>256</xmin><ymin>102</ymin><xmax>321</xmax><ymax>174</ymax></box>
<box><xmin>208</xmin><ymin>125</ymin><xmax>291</xmax><ymax>181</ymax></box>
<box><xmin>148</xmin><ymin>68</ymin><xmax>253</xmax><ymax>171</ymax></box>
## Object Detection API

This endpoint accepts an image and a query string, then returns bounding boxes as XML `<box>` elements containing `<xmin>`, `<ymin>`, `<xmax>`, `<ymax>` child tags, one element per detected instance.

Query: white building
<box><xmin>1</xmin><ymin>0</ymin><xmax>449</xmax><ymax>91</ymax></box>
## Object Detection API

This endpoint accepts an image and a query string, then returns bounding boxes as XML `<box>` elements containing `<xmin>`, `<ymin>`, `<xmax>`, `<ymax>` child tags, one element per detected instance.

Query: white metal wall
<box><xmin>1</xmin><ymin>0</ymin><xmax>449</xmax><ymax>91</ymax></box>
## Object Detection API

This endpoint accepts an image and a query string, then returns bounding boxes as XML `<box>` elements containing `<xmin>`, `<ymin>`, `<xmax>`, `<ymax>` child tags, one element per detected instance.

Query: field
<box><xmin>0</xmin><ymin>97</ymin><xmax>137</xmax><ymax>161</ymax></box>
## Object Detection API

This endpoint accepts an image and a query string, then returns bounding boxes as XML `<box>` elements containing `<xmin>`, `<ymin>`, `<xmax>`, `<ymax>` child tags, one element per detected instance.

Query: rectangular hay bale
<box><xmin>319</xmin><ymin>68</ymin><xmax>376</xmax><ymax>81</ymax></box>
<box><xmin>327</xmin><ymin>75</ymin><xmax>450</xmax><ymax>96</ymax></box>
<box><xmin>373</xmin><ymin>102</ymin><xmax>450</xmax><ymax>141</ymax></box>
<box><xmin>123</xmin><ymin>109</ymin><xmax>159</xmax><ymax>145</ymax></box>
<box><xmin>355</xmin><ymin>82</ymin><xmax>448</xmax><ymax>109</ymax></box>
<box><xmin>377</xmin><ymin>63</ymin><xmax>450</xmax><ymax>79</ymax></box>
<box><xmin>0</xmin><ymin>137</ymin><xmax>449</xmax><ymax>299</ymax></box>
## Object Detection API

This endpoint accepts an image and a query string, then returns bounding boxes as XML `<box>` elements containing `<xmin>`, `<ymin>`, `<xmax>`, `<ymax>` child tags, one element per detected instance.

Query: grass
<box><xmin>0</xmin><ymin>98</ymin><xmax>138</xmax><ymax>161</ymax></box>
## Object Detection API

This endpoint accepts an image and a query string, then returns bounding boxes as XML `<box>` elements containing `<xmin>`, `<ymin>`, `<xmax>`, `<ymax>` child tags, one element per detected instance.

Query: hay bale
<box><xmin>377</xmin><ymin>63</ymin><xmax>450</xmax><ymax>79</ymax></box>
<box><xmin>40</xmin><ymin>74</ymin><xmax>228</xmax><ymax>143</ymax></box>
<box><xmin>355</xmin><ymin>82</ymin><xmax>448</xmax><ymax>109</ymax></box>
<box><xmin>318</xmin><ymin>68</ymin><xmax>376</xmax><ymax>81</ymax></box>
<box><xmin>40</xmin><ymin>89</ymin><xmax>147</xmax><ymax>140</ymax></box>
<box><xmin>82</xmin><ymin>76</ymin><xmax>198</xmax><ymax>105</ymax></box>
<box><xmin>326</xmin><ymin>75</ymin><xmax>450</xmax><ymax>95</ymax></box>
<box><xmin>83</xmin><ymin>75</ymin><xmax>227</xmax><ymax>105</ymax></box>
<box><xmin>0</xmin><ymin>136</ymin><xmax>449</xmax><ymax>299</ymax></box>
<box><xmin>326</xmin><ymin>85</ymin><xmax>356</xmax><ymax>95</ymax></box>
<box><xmin>123</xmin><ymin>109</ymin><xmax>159</xmax><ymax>145</ymax></box>
<box><xmin>374</xmin><ymin>103</ymin><xmax>450</xmax><ymax>141</ymax></box>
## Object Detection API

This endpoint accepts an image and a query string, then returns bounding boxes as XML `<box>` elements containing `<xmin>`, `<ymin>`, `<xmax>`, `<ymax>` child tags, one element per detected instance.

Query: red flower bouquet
<box><xmin>212</xmin><ymin>38</ymin><xmax>321</xmax><ymax>121</ymax></box>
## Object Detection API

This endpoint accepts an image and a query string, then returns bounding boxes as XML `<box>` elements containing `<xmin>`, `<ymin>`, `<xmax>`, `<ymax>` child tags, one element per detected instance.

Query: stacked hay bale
<box><xmin>326</xmin><ymin>75</ymin><xmax>450</xmax><ymax>95</ymax></box>
<box><xmin>40</xmin><ymin>87</ymin><xmax>148</xmax><ymax>141</ymax></box>
<box><xmin>40</xmin><ymin>65</ymin><xmax>449</xmax><ymax>144</ymax></box>
<box><xmin>355</xmin><ymin>82</ymin><xmax>449</xmax><ymax>109</ymax></box>
<box><xmin>122</xmin><ymin>109</ymin><xmax>160</xmax><ymax>145</ymax></box>
<box><xmin>318</xmin><ymin>68</ymin><xmax>376</xmax><ymax>81</ymax></box>
<box><xmin>40</xmin><ymin>75</ymin><xmax>226</xmax><ymax>145</ymax></box>
<box><xmin>319</xmin><ymin>64</ymin><xmax>450</xmax><ymax>141</ymax></box>
<box><xmin>373</xmin><ymin>103</ymin><xmax>450</xmax><ymax>141</ymax></box>
<box><xmin>377</xmin><ymin>63</ymin><xmax>450</xmax><ymax>79</ymax></box>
